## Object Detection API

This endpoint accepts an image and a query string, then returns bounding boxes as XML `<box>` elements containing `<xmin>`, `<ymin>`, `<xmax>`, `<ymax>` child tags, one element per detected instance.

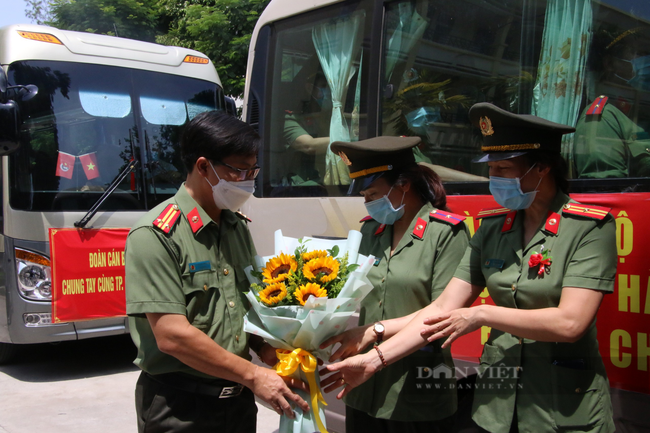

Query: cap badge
<box><xmin>479</xmin><ymin>116</ymin><xmax>494</xmax><ymax>136</ymax></box>
<box><xmin>338</xmin><ymin>151</ymin><xmax>352</xmax><ymax>166</ymax></box>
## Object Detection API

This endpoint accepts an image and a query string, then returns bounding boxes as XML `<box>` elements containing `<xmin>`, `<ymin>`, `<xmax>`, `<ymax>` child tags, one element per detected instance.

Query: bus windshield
<box><xmin>7</xmin><ymin>60</ymin><xmax>222</xmax><ymax>212</ymax></box>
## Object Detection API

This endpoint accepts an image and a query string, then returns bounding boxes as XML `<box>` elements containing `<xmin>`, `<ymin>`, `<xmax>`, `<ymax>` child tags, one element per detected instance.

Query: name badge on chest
<box><xmin>484</xmin><ymin>259</ymin><xmax>504</xmax><ymax>269</ymax></box>
<box><xmin>189</xmin><ymin>261</ymin><xmax>212</xmax><ymax>273</ymax></box>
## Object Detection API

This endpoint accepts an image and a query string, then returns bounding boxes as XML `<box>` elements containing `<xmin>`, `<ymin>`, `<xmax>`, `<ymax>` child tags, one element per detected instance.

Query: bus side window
<box><xmin>265</xmin><ymin>4</ymin><xmax>369</xmax><ymax>197</ymax></box>
<box><xmin>573</xmin><ymin>27</ymin><xmax>650</xmax><ymax>180</ymax></box>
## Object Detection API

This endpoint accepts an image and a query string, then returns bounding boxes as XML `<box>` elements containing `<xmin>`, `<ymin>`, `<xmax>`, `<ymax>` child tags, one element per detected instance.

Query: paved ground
<box><xmin>0</xmin><ymin>334</ymin><xmax>280</xmax><ymax>433</ymax></box>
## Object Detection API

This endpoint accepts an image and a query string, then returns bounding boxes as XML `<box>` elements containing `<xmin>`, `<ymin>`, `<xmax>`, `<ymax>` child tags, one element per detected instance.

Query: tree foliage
<box><xmin>46</xmin><ymin>0</ymin><xmax>160</xmax><ymax>42</ymax></box>
<box><xmin>157</xmin><ymin>0</ymin><xmax>270</xmax><ymax>98</ymax></box>
<box><xmin>24</xmin><ymin>0</ymin><xmax>53</xmax><ymax>24</ymax></box>
<box><xmin>24</xmin><ymin>0</ymin><xmax>271</xmax><ymax>98</ymax></box>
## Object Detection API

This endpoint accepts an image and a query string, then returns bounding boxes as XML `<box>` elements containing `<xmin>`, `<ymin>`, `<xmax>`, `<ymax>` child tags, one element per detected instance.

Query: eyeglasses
<box><xmin>215</xmin><ymin>160</ymin><xmax>260</xmax><ymax>181</ymax></box>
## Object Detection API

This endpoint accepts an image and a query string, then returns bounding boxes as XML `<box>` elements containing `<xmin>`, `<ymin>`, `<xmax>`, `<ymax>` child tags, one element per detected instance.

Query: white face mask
<box><xmin>205</xmin><ymin>163</ymin><xmax>255</xmax><ymax>211</ymax></box>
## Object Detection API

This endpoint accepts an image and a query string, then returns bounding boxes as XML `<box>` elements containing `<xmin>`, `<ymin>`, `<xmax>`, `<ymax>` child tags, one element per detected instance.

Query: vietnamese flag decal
<box><xmin>55</xmin><ymin>151</ymin><xmax>75</xmax><ymax>179</ymax></box>
<box><xmin>79</xmin><ymin>152</ymin><xmax>100</xmax><ymax>180</ymax></box>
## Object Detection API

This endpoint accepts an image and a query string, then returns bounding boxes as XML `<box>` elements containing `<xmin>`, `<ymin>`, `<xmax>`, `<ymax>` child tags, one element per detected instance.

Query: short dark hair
<box><xmin>523</xmin><ymin>151</ymin><xmax>569</xmax><ymax>194</ymax></box>
<box><xmin>180</xmin><ymin>110</ymin><xmax>260</xmax><ymax>172</ymax></box>
<box><xmin>382</xmin><ymin>164</ymin><xmax>449</xmax><ymax>211</ymax></box>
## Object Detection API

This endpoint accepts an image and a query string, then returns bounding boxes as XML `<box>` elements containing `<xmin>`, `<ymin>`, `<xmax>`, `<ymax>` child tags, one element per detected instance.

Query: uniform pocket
<box><xmin>550</xmin><ymin>363</ymin><xmax>604</xmax><ymax>429</ymax></box>
<box><xmin>180</xmin><ymin>269</ymin><xmax>220</xmax><ymax>329</ymax></box>
<box><xmin>403</xmin><ymin>345</ymin><xmax>456</xmax><ymax>405</ymax></box>
<box><xmin>477</xmin><ymin>342</ymin><xmax>503</xmax><ymax>375</ymax></box>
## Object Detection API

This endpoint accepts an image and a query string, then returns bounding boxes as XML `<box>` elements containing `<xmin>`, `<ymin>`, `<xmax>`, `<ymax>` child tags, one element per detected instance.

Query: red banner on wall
<box><xmin>49</xmin><ymin>228</ymin><xmax>129</xmax><ymax>323</ymax></box>
<box><xmin>448</xmin><ymin>193</ymin><xmax>650</xmax><ymax>396</ymax></box>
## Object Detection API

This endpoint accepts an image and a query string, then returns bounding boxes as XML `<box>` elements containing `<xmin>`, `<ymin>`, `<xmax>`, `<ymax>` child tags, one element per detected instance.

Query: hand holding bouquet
<box><xmin>243</xmin><ymin>230</ymin><xmax>375</xmax><ymax>433</ymax></box>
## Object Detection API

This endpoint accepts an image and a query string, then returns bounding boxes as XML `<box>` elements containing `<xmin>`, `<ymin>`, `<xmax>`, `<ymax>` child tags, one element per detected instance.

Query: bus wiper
<box><xmin>74</xmin><ymin>160</ymin><xmax>140</xmax><ymax>229</ymax></box>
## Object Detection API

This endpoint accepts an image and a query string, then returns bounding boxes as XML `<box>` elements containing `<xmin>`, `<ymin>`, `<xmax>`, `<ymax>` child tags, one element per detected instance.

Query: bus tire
<box><xmin>0</xmin><ymin>342</ymin><xmax>19</xmax><ymax>364</ymax></box>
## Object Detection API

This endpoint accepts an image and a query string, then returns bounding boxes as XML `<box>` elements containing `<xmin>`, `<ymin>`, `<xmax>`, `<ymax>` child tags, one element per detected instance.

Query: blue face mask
<box><xmin>405</xmin><ymin>106</ymin><xmax>442</xmax><ymax>136</ymax></box>
<box><xmin>364</xmin><ymin>186</ymin><xmax>406</xmax><ymax>225</ymax></box>
<box><xmin>489</xmin><ymin>164</ymin><xmax>541</xmax><ymax>210</ymax></box>
<box><xmin>314</xmin><ymin>86</ymin><xmax>331</xmax><ymax>108</ymax></box>
<box><xmin>617</xmin><ymin>55</ymin><xmax>650</xmax><ymax>91</ymax></box>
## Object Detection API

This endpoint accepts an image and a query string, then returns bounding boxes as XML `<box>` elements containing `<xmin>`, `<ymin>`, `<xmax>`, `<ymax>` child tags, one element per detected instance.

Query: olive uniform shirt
<box><xmin>574</xmin><ymin>98</ymin><xmax>650</xmax><ymax>178</ymax></box>
<box><xmin>125</xmin><ymin>184</ymin><xmax>256</xmax><ymax>380</ymax></box>
<box><xmin>454</xmin><ymin>192</ymin><xmax>616</xmax><ymax>433</ymax></box>
<box><xmin>344</xmin><ymin>203</ymin><xmax>470</xmax><ymax>421</ymax></box>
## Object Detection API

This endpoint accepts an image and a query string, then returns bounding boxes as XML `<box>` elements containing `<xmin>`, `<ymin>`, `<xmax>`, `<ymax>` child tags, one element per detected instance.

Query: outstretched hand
<box><xmin>420</xmin><ymin>307</ymin><xmax>482</xmax><ymax>348</ymax></box>
<box><xmin>319</xmin><ymin>324</ymin><xmax>375</xmax><ymax>362</ymax></box>
<box><xmin>319</xmin><ymin>352</ymin><xmax>380</xmax><ymax>400</ymax></box>
<box><xmin>249</xmin><ymin>366</ymin><xmax>310</xmax><ymax>418</ymax></box>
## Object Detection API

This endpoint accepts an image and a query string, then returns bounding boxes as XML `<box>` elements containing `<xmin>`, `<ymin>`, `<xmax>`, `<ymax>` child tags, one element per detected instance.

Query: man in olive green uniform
<box><xmin>330</xmin><ymin>137</ymin><xmax>470</xmax><ymax>432</ymax></box>
<box><xmin>574</xmin><ymin>95</ymin><xmax>650</xmax><ymax>178</ymax></box>
<box><xmin>125</xmin><ymin>111</ymin><xmax>308</xmax><ymax>433</ymax></box>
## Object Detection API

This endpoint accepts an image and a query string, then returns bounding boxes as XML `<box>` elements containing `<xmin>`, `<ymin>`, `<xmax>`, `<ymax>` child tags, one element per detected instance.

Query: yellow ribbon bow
<box><xmin>275</xmin><ymin>348</ymin><xmax>328</xmax><ymax>433</ymax></box>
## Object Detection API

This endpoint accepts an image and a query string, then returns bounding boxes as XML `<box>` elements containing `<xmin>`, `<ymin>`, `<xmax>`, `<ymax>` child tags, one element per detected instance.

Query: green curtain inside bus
<box><xmin>384</xmin><ymin>2</ymin><xmax>428</xmax><ymax>83</ymax></box>
<box><xmin>312</xmin><ymin>11</ymin><xmax>365</xmax><ymax>185</ymax></box>
<box><xmin>531</xmin><ymin>0</ymin><xmax>593</xmax><ymax>175</ymax></box>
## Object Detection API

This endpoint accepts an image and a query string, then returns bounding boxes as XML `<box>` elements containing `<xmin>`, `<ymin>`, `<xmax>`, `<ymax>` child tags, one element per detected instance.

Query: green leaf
<box><xmin>346</xmin><ymin>264</ymin><xmax>359</xmax><ymax>273</ymax></box>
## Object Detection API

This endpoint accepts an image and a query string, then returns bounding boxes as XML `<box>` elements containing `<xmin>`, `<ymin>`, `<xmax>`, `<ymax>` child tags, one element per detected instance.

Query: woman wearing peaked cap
<box><xmin>323</xmin><ymin>103</ymin><xmax>616</xmax><ymax>433</ymax></box>
<box><xmin>319</xmin><ymin>136</ymin><xmax>470</xmax><ymax>433</ymax></box>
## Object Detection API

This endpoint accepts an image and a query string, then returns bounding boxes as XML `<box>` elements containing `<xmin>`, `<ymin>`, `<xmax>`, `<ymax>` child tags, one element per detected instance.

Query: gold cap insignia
<box><xmin>479</xmin><ymin>116</ymin><xmax>494</xmax><ymax>136</ymax></box>
<box><xmin>339</xmin><ymin>151</ymin><xmax>352</xmax><ymax>166</ymax></box>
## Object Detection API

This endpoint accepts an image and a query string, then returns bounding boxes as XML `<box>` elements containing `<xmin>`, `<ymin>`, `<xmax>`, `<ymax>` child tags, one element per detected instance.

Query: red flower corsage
<box><xmin>529</xmin><ymin>249</ymin><xmax>552</xmax><ymax>276</ymax></box>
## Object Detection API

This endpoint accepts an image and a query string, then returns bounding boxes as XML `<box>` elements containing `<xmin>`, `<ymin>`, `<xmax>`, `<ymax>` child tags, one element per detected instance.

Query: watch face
<box><xmin>375</xmin><ymin>323</ymin><xmax>385</xmax><ymax>333</ymax></box>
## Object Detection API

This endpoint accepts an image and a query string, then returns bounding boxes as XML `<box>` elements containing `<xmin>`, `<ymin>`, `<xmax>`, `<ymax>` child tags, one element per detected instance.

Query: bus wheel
<box><xmin>0</xmin><ymin>342</ymin><xmax>19</xmax><ymax>364</ymax></box>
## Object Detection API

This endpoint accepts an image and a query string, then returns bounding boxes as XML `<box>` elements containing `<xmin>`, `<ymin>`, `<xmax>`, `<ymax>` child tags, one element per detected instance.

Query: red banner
<box><xmin>448</xmin><ymin>193</ymin><xmax>650</xmax><ymax>395</ymax></box>
<box><xmin>49</xmin><ymin>228</ymin><xmax>129</xmax><ymax>323</ymax></box>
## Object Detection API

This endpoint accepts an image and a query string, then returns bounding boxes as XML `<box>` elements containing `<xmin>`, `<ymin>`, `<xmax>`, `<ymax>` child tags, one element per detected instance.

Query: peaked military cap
<box><xmin>331</xmin><ymin>136</ymin><xmax>420</xmax><ymax>194</ymax></box>
<box><xmin>469</xmin><ymin>103</ymin><xmax>575</xmax><ymax>162</ymax></box>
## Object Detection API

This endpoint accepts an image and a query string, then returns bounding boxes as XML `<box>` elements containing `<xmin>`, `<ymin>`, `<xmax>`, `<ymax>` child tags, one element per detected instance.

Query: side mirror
<box><xmin>224</xmin><ymin>96</ymin><xmax>237</xmax><ymax>117</ymax></box>
<box><xmin>0</xmin><ymin>68</ymin><xmax>7</xmax><ymax>95</ymax></box>
<box><xmin>0</xmin><ymin>100</ymin><xmax>20</xmax><ymax>155</ymax></box>
<box><xmin>7</xmin><ymin>84</ymin><xmax>38</xmax><ymax>102</ymax></box>
<box><xmin>0</xmin><ymin>68</ymin><xmax>37</xmax><ymax>155</ymax></box>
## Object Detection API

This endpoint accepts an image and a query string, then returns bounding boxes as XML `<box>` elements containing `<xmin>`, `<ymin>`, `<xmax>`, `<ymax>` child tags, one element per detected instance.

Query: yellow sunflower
<box><xmin>301</xmin><ymin>249</ymin><xmax>328</xmax><ymax>262</ymax></box>
<box><xmin>259</xmin><ymin>283</ymin><xmax>287</xmax><ymax>306</ymax></box>
<box><xmin>262</xmin><ymin>252</ymin><xmax>298</xmax><ymax>284</ymax></box>
<box><xmin>303</xmin><ymin>256</ymin><xmax>340</xmax><ymax>283</ymax></box>
<box><xmin>294</xmin><ymin>283</ymin><xmax>328</xmax><ymax>305</ymax></box>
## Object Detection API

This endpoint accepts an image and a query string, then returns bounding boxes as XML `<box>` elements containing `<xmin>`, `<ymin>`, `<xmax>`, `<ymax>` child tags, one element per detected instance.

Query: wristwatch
<box><xmin>373</xmin><ymin>322</ymin><xmax>385</xmax><ymax>345</ymax></box>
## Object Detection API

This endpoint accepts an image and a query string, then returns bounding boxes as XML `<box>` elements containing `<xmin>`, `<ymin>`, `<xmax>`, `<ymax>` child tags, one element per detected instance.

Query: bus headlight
<box><xmin>15</xmin><ymin>248</ymin><xmax>52</xmax><ymax>301</ymax></box>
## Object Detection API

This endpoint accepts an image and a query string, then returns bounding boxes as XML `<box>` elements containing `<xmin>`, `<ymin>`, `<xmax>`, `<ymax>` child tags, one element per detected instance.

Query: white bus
<box><xmin>242</xmin><ymin>0</ymin><xmax>650</xmax><ymax>430</ymax></box>
<box><xmin>0</xmin><ymin>24</ymin><xmax>231</xmax><ymax>363</ymax></box>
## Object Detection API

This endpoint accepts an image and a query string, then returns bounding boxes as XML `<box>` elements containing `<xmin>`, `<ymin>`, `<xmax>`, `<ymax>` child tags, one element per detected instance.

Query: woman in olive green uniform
<box><xmin>323</xmin><ymin>104</ymin><xmax>616</xmax><ymax>433</ymax></box>
<box><xmin>322</xmin><ymin>136</ymin><xmax>470</xmax><ymax>433</ymax></box>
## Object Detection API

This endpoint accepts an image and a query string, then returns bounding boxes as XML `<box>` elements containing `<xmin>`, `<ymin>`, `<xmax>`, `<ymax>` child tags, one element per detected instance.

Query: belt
<box><xmin>145</xmin><ymin>372</ymin><xmax>245</xmax><ymax>398</ymax></box>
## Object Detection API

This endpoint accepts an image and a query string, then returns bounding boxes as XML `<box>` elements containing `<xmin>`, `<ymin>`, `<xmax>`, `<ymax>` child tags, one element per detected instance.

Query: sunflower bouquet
<box><xmin>251</xmin><ymin>243</ymin><xmax>354</xmax><ymax>308</ymax></box>
<box><xmin>243</xmin><ymin>229</ymin><xmax>375</xmax><ymax>433</ymax></box>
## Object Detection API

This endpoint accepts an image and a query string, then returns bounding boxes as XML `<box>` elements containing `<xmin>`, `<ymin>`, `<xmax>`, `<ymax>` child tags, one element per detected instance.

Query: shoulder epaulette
<box><xmin>429</xmin><ymin>209</ymin><xmax>466</xmax><ymax>226</ymax></box>
<box><xmin>235</xmin><ymin>211</ymin><xmax>252</xmax><ymax>222</ymax></box>
<box><xmin>586</xmin><ymin>95</ymin><xmax>608</xmax><ymax>116</ymax></box>
<box><xmin>360</xmin><ymin>215</ymin><xmax>373</xmax><ymax>223</ymax></box>
<box><xmin>562</xmin><ymin>203</ymin><xmax>611</xmax><ymax>220</ymax></box>
<box><xmin>477</xmin><ymin>207</ymin><xmax>511</xmax><ymax>219</ymax></box>
<box><xmin>153</xmin><ymin>203</ymin><xmax>181</xmax><ymax>234</ymax></box>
